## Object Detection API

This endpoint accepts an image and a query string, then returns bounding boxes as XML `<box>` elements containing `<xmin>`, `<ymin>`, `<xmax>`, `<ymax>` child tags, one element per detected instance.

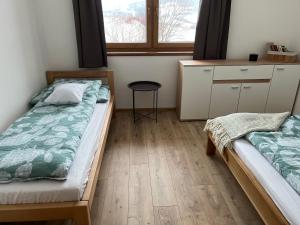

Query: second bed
<box><xmin>234</xmin><ymin>139</ymin><xmax>300</xmax><ymax>225</ymax></box>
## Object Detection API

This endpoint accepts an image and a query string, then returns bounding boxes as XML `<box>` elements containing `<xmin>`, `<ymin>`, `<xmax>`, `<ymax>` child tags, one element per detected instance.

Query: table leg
<box><xmin>156</xmin><ymin>90</ymin><xmax>158</xmax><ymax>123</ymax></box>
<box><xmin>152</xmin><ymin>90</ymin><xmax>155</xmax><ymax>118</ymax></box>
<box><xmin>133</xmin><ymin>90</ymin><xmax>136</xmax><ymax>123</ymax></box>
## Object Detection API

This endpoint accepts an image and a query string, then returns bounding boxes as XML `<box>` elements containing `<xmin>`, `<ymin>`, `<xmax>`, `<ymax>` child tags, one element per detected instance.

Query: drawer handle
<box><xmin>243</xmin><ymin>86</ymin><xmax>251</xmax><ymax>89</ymax></box>
<box><xmin>240</xmin><ymin>68</ymin><xmax>249</xmax><ymax>71</ymax></box>
<box><xmin>231</xmin><ymin>86</ymin><xmax>240</xmax><ymax>89</ymax></box>
<box><xmin>203</xmin><ymin>69</ymin><xmax>212</xmax><ymax>72</ymax></box>
<box><xmin>277</xmin><ymin>68</ymin><xmax>285</xmax><ymax>71</ymax></box>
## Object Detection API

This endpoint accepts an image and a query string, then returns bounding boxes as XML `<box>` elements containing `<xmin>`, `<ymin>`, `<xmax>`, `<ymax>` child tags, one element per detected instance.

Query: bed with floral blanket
<box><xmin>0</xmin><ymin>80</ymin><xmax>101</xmax><ymax>183</ymax></box>
<box><xmin>205</xmin><ymin>112</ymin><xmax>300</xmax><ymax>225</ymax></box>
<box><xmin>0</xmin><ymin>70</ymin><xmax>115</xmax><ymax>225</ymax></box>
<box><xmin>246</xmin><ymin>114</ymin><xmax>300</xmax><ymax>195</ymax></box>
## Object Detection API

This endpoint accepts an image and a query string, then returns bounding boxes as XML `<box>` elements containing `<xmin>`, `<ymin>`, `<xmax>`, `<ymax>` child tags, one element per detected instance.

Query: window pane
<box><xmin>102</xmin><ymin>0</ymin><xmax>147</xmax><ymax>43</ymax></box>
<box><xmin>158</xmin><ymin>0</ymin><xmax>201</xmax><ymax>43</ymax></box>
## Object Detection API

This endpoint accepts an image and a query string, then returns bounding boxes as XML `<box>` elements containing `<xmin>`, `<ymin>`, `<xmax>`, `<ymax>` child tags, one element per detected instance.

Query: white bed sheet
<box><xmin>233</xmin><ymin>139</ymin><xmax>300</xmax><ymax>225</ymax></box>
<box><xmin>0</xmin><ymin>103</ymin><xmax>109</xmax><ymax>204</ymax></box>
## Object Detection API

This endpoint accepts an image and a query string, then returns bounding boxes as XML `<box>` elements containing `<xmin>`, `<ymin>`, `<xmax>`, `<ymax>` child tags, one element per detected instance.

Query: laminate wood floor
<box><xmin>10</xmin><ymin>111</ymin><xmax>263</xmax><ymax>225</ymax></box>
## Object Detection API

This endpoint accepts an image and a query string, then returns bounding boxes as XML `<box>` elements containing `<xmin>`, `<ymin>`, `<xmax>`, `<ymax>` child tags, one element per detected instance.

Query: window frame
<box><xmin>105</xmin><ymin>0</ymin><xmax>195</xmax><ymax>52</ymax></box>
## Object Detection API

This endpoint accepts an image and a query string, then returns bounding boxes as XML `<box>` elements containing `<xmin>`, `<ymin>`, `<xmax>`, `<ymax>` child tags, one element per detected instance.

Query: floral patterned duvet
<box><xmin>0</xmin><ymin>81</ymin><xmax>101</xmax><ymax>183</ymax></box>
<box><xmin>246</xmin><ymin>115</ymin><xmax>300</xmax><ymax>195</ymax></box>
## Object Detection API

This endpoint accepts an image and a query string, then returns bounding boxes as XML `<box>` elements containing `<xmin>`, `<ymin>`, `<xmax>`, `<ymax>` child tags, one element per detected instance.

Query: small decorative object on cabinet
<box><xmin>249</xmin><ymin>53</ymin><xmax>258</xmax><ymax>61</ymax></box>
<box><xmin>177</xmin><ymin>60</ymin><xmax>300</xmax><ymax>121</ymax></box>
<box><xmin>265</xmin><ymin>42</ymin><xmax>298</xmax><ymax>63</ymax></box>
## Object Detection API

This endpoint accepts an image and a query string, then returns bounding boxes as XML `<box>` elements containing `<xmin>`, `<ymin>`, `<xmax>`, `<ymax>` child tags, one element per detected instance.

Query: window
<box><xmin>158</xmin><ymin>0</ymin><xmax>199</xmax><ymax>43</ymax></box>
<box><xmin>102</xmin><ymin>0</ymin><xmax>201</xmax><ymax>52</ymax></box>
<box><xmin>103</xmin><ymin>0</ymin><xmax>147</xmax><ymax>43</ymax></box>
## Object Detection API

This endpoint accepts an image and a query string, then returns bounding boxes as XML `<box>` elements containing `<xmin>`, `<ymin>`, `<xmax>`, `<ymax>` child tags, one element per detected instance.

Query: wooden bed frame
<box><xmin>207</xmin><ymin>133</ymin><xmax>290</xmax><ymax>225</ymax></box>
<box><xmin>0</xmin><ymin>70</ymin><xmax>115</xmax><ymax>225</ymax></box>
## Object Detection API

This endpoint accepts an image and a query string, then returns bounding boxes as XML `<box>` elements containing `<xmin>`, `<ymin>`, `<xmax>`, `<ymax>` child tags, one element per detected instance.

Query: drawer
<box><xmin>214</xmin><ymin>65</ymin><xmax>274</xmax><ymax>80</ymax></box>
<box><xmin>274</xmin><ymin>64</ymin><xmax>300</xmax><ymax>74</ymax></box>
<box><xmin>183</xmin><ymin>66</ymin><xmax>214</xmax><ymax>75</ymax></box>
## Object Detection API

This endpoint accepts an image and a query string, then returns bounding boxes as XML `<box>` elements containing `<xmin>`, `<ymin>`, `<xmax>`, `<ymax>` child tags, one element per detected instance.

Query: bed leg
<box><xmin>113</xmin><ymin>106</ymin><xmax>116</xmax><ymax>118</ymax></box>
<box><xmin>206</xmin><ymin>135</ymin><xmax>216</xmax><ymax>156</ymax></box>
<box><xmin>74</xmin><ymin>206</ymin><xmax>91</xmax><ymax>225</ymax></box>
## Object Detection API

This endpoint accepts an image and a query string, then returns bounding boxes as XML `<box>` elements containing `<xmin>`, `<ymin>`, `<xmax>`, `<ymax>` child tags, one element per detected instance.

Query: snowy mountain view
<box><xmin>102</xmin><ymin>0</ymin><xmax>201</xmax><ymax>43</ymax></box>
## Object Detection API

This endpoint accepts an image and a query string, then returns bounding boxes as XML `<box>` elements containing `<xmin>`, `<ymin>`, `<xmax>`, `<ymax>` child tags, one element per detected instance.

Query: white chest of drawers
<box><xmin>177</xmin><ymin>60</ymin><xmax>300</xmax><ymax>120</ymax></box>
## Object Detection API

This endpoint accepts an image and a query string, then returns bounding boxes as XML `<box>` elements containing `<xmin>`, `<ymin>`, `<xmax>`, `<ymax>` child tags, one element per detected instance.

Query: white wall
<box><xmin>0</xmin><ymin>1</ymin><xmax>46</xmax><ymax>132</ymax></box>
<box><xmin>33</xmin><ymin>0</ymin><xmax>300</xmax><ymax>109</ymax></box>
<box><xmin>227</xmin><ymin>0</ymin><xmax>300</xmax><ymax>59</ymax></box>
<box><xmin>33</xmin><ymin>0</ymin><xmax>78</xmax><ymax>70</ymax></box>
<box><xmin>109</xmin><ymin>56</ymin><xmax>191</xmax><ymax>108</ymax></box>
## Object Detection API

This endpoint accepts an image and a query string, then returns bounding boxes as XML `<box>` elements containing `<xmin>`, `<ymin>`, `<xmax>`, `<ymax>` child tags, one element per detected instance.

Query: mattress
<box><xmin>0</xmin><ymin>102</ymin><xmax>109</xmax><ymax>204</ymax></box>
<box><xmin>233</xmin><ymin>139</ymin><xmax>300</xmax><ymax>225</ymax></box>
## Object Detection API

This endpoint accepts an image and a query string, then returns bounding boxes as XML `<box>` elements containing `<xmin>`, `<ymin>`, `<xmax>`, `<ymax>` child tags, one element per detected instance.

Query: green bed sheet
<box><xmin>0</xmin><ymin>80</ymin><xmax>101</xmax><ymax>183</ymax></box>
<box><xmin>246</xmin><ymin>115</ymin><xmax>300</xmax><ymax>195</ymax></box>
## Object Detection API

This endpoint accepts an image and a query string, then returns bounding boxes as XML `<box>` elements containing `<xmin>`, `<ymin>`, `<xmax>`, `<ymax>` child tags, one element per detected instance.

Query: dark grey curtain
<box><xmin>193</xmin><ymin>0</ymin><xmax>231</xmax><ymax>60</ymax></box>
<box><xmin>73</xmin><ymin>0</ymin><xmax>107</xmax><ymax>68</ymax></box>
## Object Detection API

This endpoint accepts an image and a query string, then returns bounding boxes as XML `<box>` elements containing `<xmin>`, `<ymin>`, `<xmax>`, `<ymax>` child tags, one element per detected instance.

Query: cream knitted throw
<box><xmin>204</xmin><ymin>112</ymin><xmax>290</xmax><ymax>153</ymax></box>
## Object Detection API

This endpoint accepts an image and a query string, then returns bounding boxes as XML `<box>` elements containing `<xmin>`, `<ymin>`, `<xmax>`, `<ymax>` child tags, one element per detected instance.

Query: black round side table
<box><xmin>128</xmin><ymin>81</ymin><xmax>162</xmax><ymax>123</ymax></box>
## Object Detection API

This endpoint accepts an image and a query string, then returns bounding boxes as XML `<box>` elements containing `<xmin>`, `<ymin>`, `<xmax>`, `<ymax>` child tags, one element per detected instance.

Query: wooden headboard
<box><xmin>46</xmin><ymin>70</ymin><xmax>115</xmax><ymax>96</ymax></box>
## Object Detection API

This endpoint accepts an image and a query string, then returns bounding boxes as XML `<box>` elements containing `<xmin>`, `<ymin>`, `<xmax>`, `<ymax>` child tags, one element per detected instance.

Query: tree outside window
<box><xmin>102</xmin><ymin>0</ymin><xmax>201</xmax><ymax>51</ymax></box>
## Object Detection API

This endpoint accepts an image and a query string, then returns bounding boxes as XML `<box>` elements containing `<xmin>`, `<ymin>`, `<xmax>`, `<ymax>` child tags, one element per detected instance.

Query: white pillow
<box><xmin>44</xmin><ymin>83</ymin><xmax>88</xmax><ymax>105</ymax></box>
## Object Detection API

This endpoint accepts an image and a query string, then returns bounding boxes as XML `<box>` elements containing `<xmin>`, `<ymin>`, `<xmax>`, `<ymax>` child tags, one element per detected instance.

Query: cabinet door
<box><xmin>266</xmin><ymin>65</ymin><xmax>300</xmax><ymax>113</ymax></box>
<box><xmin>209</xmin><ymin>83</ymin><xmax>241</xmax><ymax>118</ymax></box>
<box><xmin>238</xmin><ymin>83</ymin><xmax>270</xmax><ymax>113</ymax></box>
<box><xmin>180</xmin><ymin>66</ymin><xmax>213</xmax><ymax>120</ymax></box>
